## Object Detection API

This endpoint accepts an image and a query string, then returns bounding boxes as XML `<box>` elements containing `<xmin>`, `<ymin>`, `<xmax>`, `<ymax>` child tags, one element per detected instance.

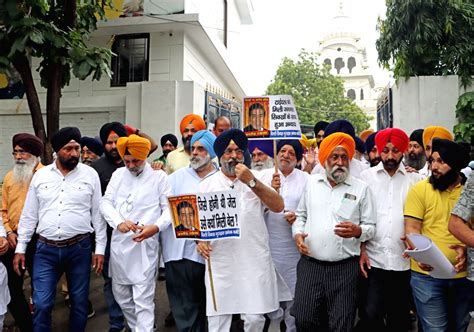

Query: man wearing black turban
<box><xmin>404</xmin><ymin>138</ymin><xmax>471</xmax><ymax>332</ymax></box>
<box><xmin>13</xmin><ymin>127</ymin><xmax>106</xmax><ymax>332</ymax></box>
<box><xmin>196</xmin><ymin>129</ymin><xmax>290</xmax><ymax>331</ymax></box>
<box><xmin>81</xmin><ymin>136</ymin><xmax>103</xmax><ymax>166</ymax></box>
<box><xmin>151</xmin><ymin>134</ymin><xmax>178</xmax><ymax>171</ymax></box>
<box><xmin>314</xmin><ymin>120</ymin><xmax>329</xmax><ymax>147</ymax></box>
<box><xmin>404</xmin><ymin>129</ymin><xmax>428</xmax><ymax>175</ymax></box>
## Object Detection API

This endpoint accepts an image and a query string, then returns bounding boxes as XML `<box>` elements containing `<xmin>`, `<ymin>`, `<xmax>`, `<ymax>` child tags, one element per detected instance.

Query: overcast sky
<box><xmin>232</xmin><ymin>0</ymin><xmax>391</xmax><ymax>95</ymax></box>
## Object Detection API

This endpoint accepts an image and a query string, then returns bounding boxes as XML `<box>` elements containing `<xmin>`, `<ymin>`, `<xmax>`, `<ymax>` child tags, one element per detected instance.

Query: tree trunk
<box><xmin>12</xmin><ymin>55</ymin><xmax>53</xmax><ymax>164</ymax></box>
<box><xmin>46</xmin><ymin>63</ymin><xmax>62</xmax><ymax>147</ymax></box>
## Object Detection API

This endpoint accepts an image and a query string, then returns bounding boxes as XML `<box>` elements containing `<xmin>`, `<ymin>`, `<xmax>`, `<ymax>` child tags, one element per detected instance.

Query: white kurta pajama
<box><xmin>261</xmin><ymin>168</ymin><xmax>309</xmax><ymax>332</ymax></box>
<box><xmin>199</xmin><ymin>170</ymin><xmax>291</xmax><ymax>332</ymax></box>
<box><xmin>100</xmin><ymin>164</ymin><xmax>171</xmax><ymax>332</ymax></box>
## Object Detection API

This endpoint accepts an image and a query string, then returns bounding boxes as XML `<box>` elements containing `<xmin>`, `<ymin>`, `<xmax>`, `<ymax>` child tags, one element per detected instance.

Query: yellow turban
<box><xmin>300</xmin><ymin>134</ymin><xmax>317</xmax><ymax>149</ymax></box>
<box><xmin>318</xmin><ymin>133</ymin><xmax>355</xmax><ymax>166</ymax></box>
<box><xmin>117</xmin><ymin>134</ymin><xmax>151</xmax><ymax>160</ymax></box>
<box><xmin>359</xmin><ymin>129</ymin><xmax>374</xmax><ymax>142</ymax></box>
<box><xmin>422</xmin><ymin>126</ymin><xmax>453</xmax><ymax>148</ymax></box>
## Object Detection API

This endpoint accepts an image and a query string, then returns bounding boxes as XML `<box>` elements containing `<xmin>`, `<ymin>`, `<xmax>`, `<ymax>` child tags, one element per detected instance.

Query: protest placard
<box><xmin>168</xmin><ymin>190</ymin><xmax>240</xmax><ymax>241</ymax></box>
<box><xmin>243</xmin><ymin>95</ymin><xmax>301</xmax><ymax>139</ymax></box>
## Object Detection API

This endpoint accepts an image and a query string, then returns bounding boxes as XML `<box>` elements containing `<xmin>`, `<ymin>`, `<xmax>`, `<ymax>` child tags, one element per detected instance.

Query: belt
<box><xmin>38</xmin><ymin>233</ymin><xmax>90</xmax><ymax>248</ymax></box>
<box><xmin>301</xmin><ymin>254</ymin><xmax>358</xmax><ymax>266</ymax></box>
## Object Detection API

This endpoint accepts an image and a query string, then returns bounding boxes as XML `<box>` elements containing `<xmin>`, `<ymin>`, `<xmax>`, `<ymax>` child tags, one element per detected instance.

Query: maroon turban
<box><xmin>375</xmin><ymin>128</ymin><xmax>409</xmax><ymax>153</ymax></box>
<box><xmin>12</xmin><ymin>133</ymin><xmax>44</xmax><ymax>157</ymax></box>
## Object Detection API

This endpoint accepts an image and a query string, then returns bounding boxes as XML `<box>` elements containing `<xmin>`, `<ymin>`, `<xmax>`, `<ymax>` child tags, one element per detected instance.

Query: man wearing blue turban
<box><xmin>161</xmin><ymin>130</ymin><xmax>218</xmax><ymax>332</ymax></box>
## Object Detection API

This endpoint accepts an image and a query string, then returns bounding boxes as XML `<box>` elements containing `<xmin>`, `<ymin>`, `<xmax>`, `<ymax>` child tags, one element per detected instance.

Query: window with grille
<box><xmin>111</xmin><ymin>34</ymin><xmax>150</xmax><ymax>87</ymax></box>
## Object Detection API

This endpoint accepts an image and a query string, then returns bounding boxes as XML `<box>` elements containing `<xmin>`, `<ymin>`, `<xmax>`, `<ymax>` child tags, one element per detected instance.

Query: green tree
<box><xmin>0</xmin><ymin>0</ymin><xmax>112</xmax><ymax>163</ymax></box>
<box><xmin>266</xmin><ymin>51</ymin><xmax>371</xmax><ymax>134</ymax></box>
<box><xmin>377</xmin><ymin>0</ymin><xmax>474</xmax><ymax>87</ymax></box>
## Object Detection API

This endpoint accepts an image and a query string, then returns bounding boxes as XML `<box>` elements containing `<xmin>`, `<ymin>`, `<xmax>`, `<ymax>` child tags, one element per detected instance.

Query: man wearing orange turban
<box><xmin>359</xmin><ymin>129</ymin><xmax>374</xmax><ymax>142</ymax></box>
<box><xmin>422</xmin><ymin>126</ymin><xmax>453</xmax><ymax>159</ymax></box>
<box><xmin>101</xmin><ymin>133</ymin><xmax>172</xmax><ymax>332</ymax></box>
<box><xmin>292</xmin><ymin>132</ymin><xmax>376</xmax><ymax>331</ymax></box>
<box><xmin>167</xmin><ymin>114</ymin><xmax>206</xmax><ymax>175</ymax></box>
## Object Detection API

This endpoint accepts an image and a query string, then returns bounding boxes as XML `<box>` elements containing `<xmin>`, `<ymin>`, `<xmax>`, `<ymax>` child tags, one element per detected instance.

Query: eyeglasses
<box><xmin>12</xmin><ymin>151</ymin><xmax>28</xmax><ymax>156</ymax></box>
<box><xmin>223</xmin><ymin>148</ymin><xmax>244</xmax><ymax>157</ymax></box>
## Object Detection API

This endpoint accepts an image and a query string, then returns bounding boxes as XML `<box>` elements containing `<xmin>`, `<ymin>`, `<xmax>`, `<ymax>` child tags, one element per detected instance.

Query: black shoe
<box><xmin>87</xmin><ymin>300</ymin><xmax>95</xmax><ymax>319</ymax></box>
<box><xmin>164</xmin><ymin>311</ymin><xmax>175</xmax><ymax>327</ymax></box>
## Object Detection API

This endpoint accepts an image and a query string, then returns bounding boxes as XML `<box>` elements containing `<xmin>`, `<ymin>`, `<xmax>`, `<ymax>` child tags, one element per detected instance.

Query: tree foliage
<box><xmin>266</xmin><ymin>51</ymin><xmax>371</xmax><ymax>134</ymax></box>
<box><xmin>453</xmin><ymin>91</ymin><xmax>474</xmax><ymax>158</ymax></box>
<box><xmin>0</xmin><ymin>0</ymin><xmax>113</xmax><ymax>163</ymax></box>
<box><xmin>377</xmin><ymin>0</ymin><xmax>474</xmax><ymax>87</ymax></box>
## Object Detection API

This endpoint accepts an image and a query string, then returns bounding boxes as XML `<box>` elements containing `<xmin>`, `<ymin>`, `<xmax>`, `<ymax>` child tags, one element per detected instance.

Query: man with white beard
<box><xmin>161</xmin><ymin>130</ymin><xmax>218</xmax><ymax>332</ymax></box>
<box><xmin>249</xmin><ymin>140</ymin><xmax>274</xmax><ymax>171</ymax></box>
<box><xmin>1</xmin><ymin>133</ymin><xmax>43</xmax><ymax>332</ymax></box>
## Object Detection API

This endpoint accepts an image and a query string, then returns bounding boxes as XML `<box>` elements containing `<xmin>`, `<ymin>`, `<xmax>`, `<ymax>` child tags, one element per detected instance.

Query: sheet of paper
<box><xmin>405</xmin><ymin>234</ymin><xmax>456</xmax><ymax>279</ymax></box>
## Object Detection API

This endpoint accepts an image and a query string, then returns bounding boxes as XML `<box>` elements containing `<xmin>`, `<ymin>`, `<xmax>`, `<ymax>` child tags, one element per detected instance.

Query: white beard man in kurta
<box><xmin>196</xmin><ymin>129</ymin><xmax>292</xmax><ymax>332</ymax></box>
<box><xmin>100</xmin><ymin>134</ymin><xmax>172</xmax><ymax>332</ymax></box>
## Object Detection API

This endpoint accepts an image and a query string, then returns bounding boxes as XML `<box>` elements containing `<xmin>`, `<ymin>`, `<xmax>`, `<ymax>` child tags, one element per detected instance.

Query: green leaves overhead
<box><xmin>377</xmin><ymin>0</ymin><xmax>474</xmax><ymax>87</ymax></box>
<box><xmin>266</xmin><ymin>51</ymin><xmax>372</xmax><ymax>134</ymax></box>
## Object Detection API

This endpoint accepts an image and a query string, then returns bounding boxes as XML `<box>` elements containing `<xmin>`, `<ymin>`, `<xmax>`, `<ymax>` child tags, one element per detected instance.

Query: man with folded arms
<box><xmin>13</xmin><ymin>127</ymin><xmax>106</xmax><ymax>332</ymax></box>
<box><xmin>292</xmin><ymin>132</ymin><xmax>376</xmax><ymax>331</ymax></box>
<box><xmin>404</xmin><ymin>138</ymin><xmax>471</xmax><ymax>331</ymax></box>
<box><xmin>100</xmin><ymin>134</ymin><xmax>171</xmax><ymax>331</ymax></box>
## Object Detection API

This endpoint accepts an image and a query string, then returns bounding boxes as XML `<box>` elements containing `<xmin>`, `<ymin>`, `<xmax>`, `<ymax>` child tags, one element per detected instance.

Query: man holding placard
<box><xmin>404</xmin><ymin>138</ymin><xmax>471</xmax><ymax>331</ymax></box>
<box><xmin>196</xmin><ymin>129</ymin><xmax>291</xmax><ymax>332</ymax></box>
<box><xmin>161</xmin><ymin>130</ymin><xmax>218</xmax><ymax>332</ymax></box>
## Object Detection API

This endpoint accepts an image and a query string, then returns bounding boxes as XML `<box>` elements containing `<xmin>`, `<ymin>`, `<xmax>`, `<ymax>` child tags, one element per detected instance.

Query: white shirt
<box><xmin>293</xmin><ymin>174</ymin><xmax>376</xmax><ymax>262</ymax></box>
<box><xmin>261</xmin><ymin>168</ymin><xmax>309</xmax><ymax>296</ymax></box>
<box><xmin>100</xmin><ymin>164</ymin><xmax>171</xmax><ymax>284</ymax></box>
<box><xmin>16</xmin><ymin>162</ymin><xmax>106</xmax><ymax>255</ymax></box>
<box><xmin>311</xmin><ymin>158</ymin><xmax>367</xmax><ymax>179</ymax></box>
<box><xmin>161</xmin><ymin>166</ymin><xmax>217</xmax><ymax>264</ymax></box>
<box><xmin>200</xmin><ymin>170</ymin><xmax>291</xmax><ymax>315</ymax></box>
<box><xmin>360</xmin><ymin>163</ymin><xmax>423</xmax><ymax>271</ymax></box>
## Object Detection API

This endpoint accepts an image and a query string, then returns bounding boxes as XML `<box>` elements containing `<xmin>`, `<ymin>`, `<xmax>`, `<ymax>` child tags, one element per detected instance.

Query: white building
<box><xmin>317</xmin><ymin>2</ymin><xmax>380</xmax><ymax>129</ymax></box>
<box><xmin>0</xmin><ymin>0</ymin><xmax>253</xmax><ymax>178</ymax></box>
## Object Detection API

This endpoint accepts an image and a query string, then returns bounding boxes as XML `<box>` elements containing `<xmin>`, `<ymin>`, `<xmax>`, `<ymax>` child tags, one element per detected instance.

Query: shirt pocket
<box><xmin>336</xmin><ymin>198</ymin><xmax>358</xmax><ymax>221</ymax></box>
<box><xmin>68</xmin><ymin>182</ymin><xmax>92</xmax><ymax>201</ymax></box>
<box><xmin>36</xmin><ymin>182</ymin><xmax>57</xmax><ymax>200</ymax></box>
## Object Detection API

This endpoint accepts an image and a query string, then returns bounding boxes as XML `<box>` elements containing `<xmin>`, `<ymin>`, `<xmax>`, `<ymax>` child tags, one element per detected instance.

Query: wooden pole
<box><xmin>273</xmin><ymin>140</ymin><xmax>278</xmax><ymax>174</ymax></box>
<box><xmin>207</xmin><ymin>257</ymin><xmax>218</xmax><ymax>311</ymax></box>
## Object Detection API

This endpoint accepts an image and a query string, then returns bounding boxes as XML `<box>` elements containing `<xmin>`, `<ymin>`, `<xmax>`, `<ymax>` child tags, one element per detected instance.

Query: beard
<box><xmin>368</xmin><ymin>155</ymin><xmax>381</xmax><ymax>167</ymax></box>
<box><xmin>404</xmin><ymin>152</ymin><xmax>427</xmax><ymax>170</ymax></box>
<box><xmin>82</xmin><ymin>158</ymin><xmax>94</xmax><ymax>166</ymax></box>
<box><xmin>58</xmin><ymin>155</ymin><xmax>79</xmax><ymax>171</ymax></box>
<box><xmin>127</xmin><ymin>163</ymin><xmax>146</xmax><ymax>177</ymax></box>
<box><xmin>326</xmin><ymin>164</ymin><xmax>349</xmax><ymax>184</ymax></box>
<box><xmin>12</xmin><ymin>157</ymin><xmax>38</xmax><ymax>183</ymax></box>
<box><xmin>182</xmin><ymin>135</ymin><xmax>192</xmax><ymax>153</ymax></box>
<box><xmin>221</xmin><ymin>157</ymin><xmax>244</xmax><ymax>176</ymax></box>
<box><xmin>105</xmin><ymin>147</ymin><xmax>121</xmax><ymax>163</ymax></box>
<box><xmin>251</xmin><ymin>157</ymin><xmax>274</xmax><ymax>171</ymax></box>
<box><xmin>382</xmin><ymin>156</ymin><xmax>402</xmax><ymax>172</ymax></box>
<box><xmin>429</xmin><ymin>169</ymin><xmax>459</xmax><ymax>191</ymax></box>
<box><xmin>190</xmin><ymin>154</ymin><xmax>211</xmax><ymax>171</ymax></box>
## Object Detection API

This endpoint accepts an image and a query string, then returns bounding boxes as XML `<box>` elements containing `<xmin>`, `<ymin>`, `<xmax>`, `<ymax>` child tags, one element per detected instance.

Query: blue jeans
<box><xmin>102</xmin><ymin>234</ymin><xmax>124</xmax><ymax>330</ymax></box>
<box><xmin>411</xmin><ymin>271</ymin><xmax>473</xmax><ymax>332</ymax></box>
<box><xmin>32</xmin><ymin>236</ymin><xmax>92</xmax><ymax>332</ymax></box>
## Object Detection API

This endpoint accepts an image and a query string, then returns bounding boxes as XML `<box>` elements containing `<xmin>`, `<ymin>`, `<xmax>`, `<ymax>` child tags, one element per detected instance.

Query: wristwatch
<box><xmin>247</xmin><ymin>178</ymin><xmax>257</xmax><ymax>189</ymax></box>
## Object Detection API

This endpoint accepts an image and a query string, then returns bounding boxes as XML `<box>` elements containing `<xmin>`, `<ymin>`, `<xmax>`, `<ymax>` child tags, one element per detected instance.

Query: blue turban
<box><xmin>214</xmin><ymin>129</ymin><xmax>248</xmax><ymax>159</ymax></box>
<box><xmin>364</xmin><ymin>132</ymin><xmax>378</xmax><ymax>153</ymax></box>
<box><xmin>248</xmin><ymin>139</ymin><xmax>274</xmax><ymax>158</ymax></box>
<box><xmin>324</xmin><ymin>119</ymin><xmax>356</xmax><ymax>139</ymax></box>
<box><xmin>81</xmin><ymin>136</ymin><xmax>104</xmax><ymax>156</ymax></box>
<box><xmin>277</xmin><ymin>140</ymin><xmax>304</xmax><ymax>161</ymax></box>
<box><xmin>355</xmin><ymin>137</ymin><xmax>366</xmax><ymax>154</ymax></box>
<box><xmin>190</xmin><ymin>130</ymin><xmax>217</xmax><ymax>159</ymax></box>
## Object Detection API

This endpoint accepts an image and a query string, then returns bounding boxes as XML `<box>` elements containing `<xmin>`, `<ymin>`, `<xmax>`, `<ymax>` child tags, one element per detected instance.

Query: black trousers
<box><xmin>165</xmin><ymin>259</ymin><xmax>206</xmax><ymax>332</ymax></box>
<box><xmin>291</xmin><ymin>255</ymin><xmax>359</xmax><ymax>332</ymax></box>
<box><xmin>1</xmin><ymin>234</ymin><xmax>37</xmax><ymax>332</ymax></box>
<box><xmin>358</xmin><ymin>267</ymin><xmax>411</xmax><ymax>331</ymax></box>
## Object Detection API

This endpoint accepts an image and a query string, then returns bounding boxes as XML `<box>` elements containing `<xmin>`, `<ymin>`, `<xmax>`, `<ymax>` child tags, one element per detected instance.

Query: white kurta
<box><xmin>0</xmin><ymin>220</ymin><xmax>9</xmax><ymax>315</ymax></box>
<box><xmin>100</xmin><ymin>164</ymin><xmax>171</xmax><ymax>284</ymax></box>
<box><xmin>261</xmin><ymin>168</ymin><xmax>309</xmax><ymax>295</ymax></box>
<box><xmin>199</xmin><ymin>171</ymin><xmax>291</xmax><ymax>316</ymax></box>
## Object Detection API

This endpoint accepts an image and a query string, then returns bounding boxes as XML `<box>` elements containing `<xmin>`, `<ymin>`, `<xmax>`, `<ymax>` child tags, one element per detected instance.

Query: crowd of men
<box><xmin>0</xmin><ymin>114</ymin><xmax>472</xmax><ymax>332</ymax></box>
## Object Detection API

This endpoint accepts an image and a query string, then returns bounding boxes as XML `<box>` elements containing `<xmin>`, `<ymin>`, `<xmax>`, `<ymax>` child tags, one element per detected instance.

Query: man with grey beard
<box><xmin>249</xmin><ymin>140</ymin><xmax>274</xmax><ymax>171</ymax></box>
<box><xmin>404</xmin><ymin>129</ymin><xmax>429</xmax><ymax>176</ymax></box>
<box><xmin>1</xmin><ymin>133</ymin><xmax>43</xmax><ymax>332</ymax></box>
<box><xmin>161</xmin><ymin>130</ymin><xmax>218</xmax><ymax>332</ymax></box>
<box><xmin>292</xmin><ymin>132</ymin><xmax>376</xmax><ymax>331</ymax></box>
